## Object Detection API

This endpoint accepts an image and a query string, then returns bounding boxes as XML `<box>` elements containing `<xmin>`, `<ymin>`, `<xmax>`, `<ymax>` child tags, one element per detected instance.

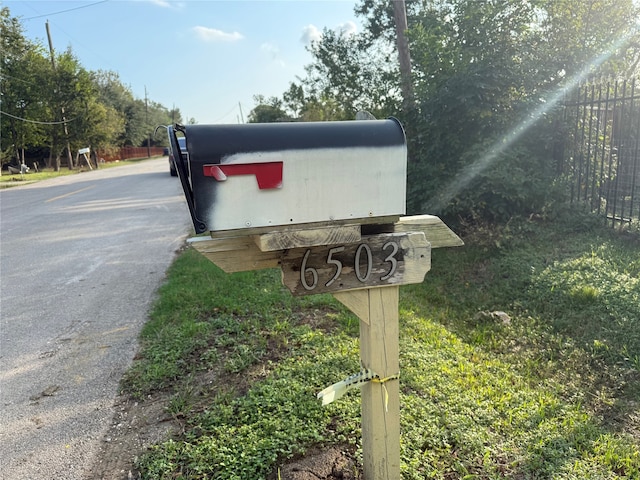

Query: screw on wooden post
<box><xmin>334</xmin><ymin>286</ymin><xmax>400</xmax><ymax>480</ymax></box>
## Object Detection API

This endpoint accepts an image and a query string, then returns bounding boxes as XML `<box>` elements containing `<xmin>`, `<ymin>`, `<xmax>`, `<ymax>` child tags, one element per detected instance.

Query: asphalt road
<box><xmin>0</xmin><ymin>159</ymin><xmax>192</xmax><ymax>479</ymax></box>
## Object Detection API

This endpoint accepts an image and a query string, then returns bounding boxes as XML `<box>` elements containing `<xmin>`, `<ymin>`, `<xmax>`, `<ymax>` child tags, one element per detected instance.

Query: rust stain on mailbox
<box><xmin>169</xmin><ymin>119</ymin><xmax>407</xmax><ymax>234</ymax></box>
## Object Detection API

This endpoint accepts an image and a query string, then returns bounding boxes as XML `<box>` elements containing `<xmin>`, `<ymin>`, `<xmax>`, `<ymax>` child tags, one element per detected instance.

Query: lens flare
<box><xmin>424</xmin><ymin>27</ymin><xmax>639</xmax><ymax>214</ymax></box>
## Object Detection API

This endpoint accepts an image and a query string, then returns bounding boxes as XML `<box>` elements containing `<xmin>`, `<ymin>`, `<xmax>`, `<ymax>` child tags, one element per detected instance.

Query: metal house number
<box><xmin>278</xmin><ymin>232</ymin><xmax>429</xmax><ymax>296</ymax></box>
<box><xmin>299</xmin><ymin>241</ymin><xmax>400</xmax><ymax>291</ymax></box>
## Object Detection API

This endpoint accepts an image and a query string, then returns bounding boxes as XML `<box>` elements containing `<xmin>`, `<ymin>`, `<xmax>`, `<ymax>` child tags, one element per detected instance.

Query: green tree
<box><xmin>145</xmin><ymin>100</ymin><xmax>178</xmax><ymax>146</ymax></box>
<box><xmin>68</xmin><ymin>81</ymin><xmax>125</xmax><ymax>161</ymax></box>
<box><xmin>291</xmin><ymin>0</ymin><xmax>638</xmax><ymax>222</ymax></box>
<box><xmin>167</xmin><ymin>106</ymin><xmax>183</xmax><ymax>126</ymax></box>
<box><xmin>91</xmin><ymin>70</ymin><xmax>136</xmax><ymax>135</ymax></box>
<box><xmin>296</xmin><ymin>27</ymin><xmax>400</xmax><ymax>120</ymax></box>
<box><xmin>280</xmin><ymin>81</ymin><xmax>349</xmax><ymax>121</ymax></box>
<box><xmin>0</xmin><ymin>7</ymin><xmax>50</xmax><ymax>167</ymax></box>
<box><xmin>83</xmin><ymin>99</ymin><xmax>125</xmax><ymax>155</ymax></box>
<box><xmin>90</xmin><ymin>70</ymin><xmax>145</xmax><ymax>146</ymax></box>
<box><xmin>91</xmin><ymin>71</ymin><xmax>180</xmax><ymax>148</ymax></box>
<box><xmin>247</xmin><ymin>95</ymin><xmax>289</xmax><ymax>123</ymax></box>
<box><xmin>2</xmin><ymin>6</ymin><xmax>185</xmax><ymax>166</ymax></box>
<box><xmin>539</xmin><ymin>0</ymin><xmax>640</xmax><ymax>79</ymax></box>
<box><xmin>48</xmin><ymin>48</ymin><xmax>99</xmax><ymax>169</ymax></box>
<box><xmin>350</xmin><ymin>0</ymin><xmax>638</xmax><ymax>221</ymax></box>
<box><xmin>405</xmin><ymin>0</ymin><xmax>548</xmax><ymax>216</ymax></box>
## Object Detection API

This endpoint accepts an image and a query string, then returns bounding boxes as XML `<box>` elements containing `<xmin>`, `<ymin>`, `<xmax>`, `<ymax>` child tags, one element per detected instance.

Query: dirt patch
<box><xmin>92</xmin><ymin>399</ymin><xmax>360</xmax><ymax>480</ymax></box>
<box><xmin>271</xmin><ymin>446</ymin><xmax>361</xmax><ymax>480</ymax></box>
<box><xmin>89</xmin><ymin>307</ymin><xmax>359</xmax><ymax>479</ymax></box>
<box><xmin>89</xmin><ymin>392</ymin><xmax>180</xmax><ymax>480</ymax></box>
<box><xmin>91</xmin><ymin>392</ymin><xmax>361</xmax><ymax>480</ymax></box>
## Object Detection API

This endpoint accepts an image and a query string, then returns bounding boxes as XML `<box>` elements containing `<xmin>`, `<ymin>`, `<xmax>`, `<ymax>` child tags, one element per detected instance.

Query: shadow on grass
<box><xmin>401</xmin><ymin>213</ymin><xmax>639</xmax><ymax>435</ymax></box>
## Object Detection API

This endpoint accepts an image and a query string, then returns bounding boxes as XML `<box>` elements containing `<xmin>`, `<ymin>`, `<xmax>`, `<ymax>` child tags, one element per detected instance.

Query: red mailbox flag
<box><xmin>203</xmin><ymin>162</ymin><xmax>283</xmax><ymax>190</ymax></box>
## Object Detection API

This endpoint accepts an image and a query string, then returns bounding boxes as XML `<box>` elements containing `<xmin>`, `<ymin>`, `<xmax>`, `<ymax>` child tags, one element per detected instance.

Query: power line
<box><xmin>22</xmin><ymin>1</ymin><xmax>110</xmax><ymax>21</ymax></box>
<box><xmin>0</xmin><ymin>109</ymin><xmax>77</xmax><ymax>125</ymax></box>
<box><xmin>212</xmin><ymin>103</ymin><xmax>240</xmax><ymax>123</ymax></box>
<box><xmin>43</xmin><ymin>17</ymin><xmax>119</xmax><ymax>72</ymax></box>
<box><xmin>0</xmin><ymin>73</ymin><xmax>40</xmax><ymax>87</ymax></box>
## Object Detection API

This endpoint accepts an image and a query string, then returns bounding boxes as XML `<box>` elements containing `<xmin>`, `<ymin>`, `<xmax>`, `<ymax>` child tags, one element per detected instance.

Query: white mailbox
<box><xmin>169</xmin><ymin>119</ymin><xmax>407</xmax><ymax>234</ymax></box>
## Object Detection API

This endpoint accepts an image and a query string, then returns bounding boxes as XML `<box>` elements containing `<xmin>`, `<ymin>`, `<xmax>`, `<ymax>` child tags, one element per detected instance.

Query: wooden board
<box><xmin>252</xmin><ymin>225</ymin><xmax>361</xmax><ymax>252</ymax></box>
<box><xmin>360</xmin><ymin>286</ymin><xmax>401</xmax><ymax>480</ymax></box>
<box><xmin>188</xmin><ymin>236</ymin><xmax>280</xmax><ymax>273</ymax></box>
<box><xmin>333</xmin><ymin>289</ymin><xmax>371</xmax><ymax>325</ymax></box>
<box><xmin>208</xmin><ymin>216</ymin><xmax>400</xmax><ymax>239</ymax></box>
<box><xmin>189</xmin><ymin>215</ymin><xmax>460</xmax><ymax>274</ymax></box>
<box><xmin>394</xmin><ymin>214</ymin><xmax>463</xmax><ymax>248</ymax></box>
<box><xmin>281</xmin><ymin>232</ymin><xmax>430</xmax><ymax>296</ymax></box>
<box><xmin>334</xmin><ymin>286</ymin><xmax>401</xmax><ymax>479</ymax></box>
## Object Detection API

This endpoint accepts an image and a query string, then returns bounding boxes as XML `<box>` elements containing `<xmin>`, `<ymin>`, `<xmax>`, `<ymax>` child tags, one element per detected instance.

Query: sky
<box><xmin>4</xmin><ymin>0</ymin><xmax>362</xmax><ymax>124</ymax></box>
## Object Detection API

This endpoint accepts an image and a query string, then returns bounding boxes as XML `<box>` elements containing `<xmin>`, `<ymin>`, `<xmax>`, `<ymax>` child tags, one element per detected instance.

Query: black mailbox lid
<box><xmin>183</xmin><ymin>118</ymin><xmax>406</xmax><ymax>162</ymax></box>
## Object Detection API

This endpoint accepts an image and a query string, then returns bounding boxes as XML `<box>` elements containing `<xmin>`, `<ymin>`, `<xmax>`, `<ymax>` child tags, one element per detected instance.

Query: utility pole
<box><xmin>238</xmin><ymin>102</ymin><xmax>245</xmax><ymax>123</ymax></box>
<box><xmin>46</xmin><ymin>20</ymin><xmax>74</xmax><ymax>171</ymax></box>
<box><xmin>145</xmin><ymin>86</ymin><xmax>151</xmax><ymax>158</ymax></box>
<box><xmin>392</xmin><ymin>0</ymin><xmax>413</xmax><ymax>112</ymax></box>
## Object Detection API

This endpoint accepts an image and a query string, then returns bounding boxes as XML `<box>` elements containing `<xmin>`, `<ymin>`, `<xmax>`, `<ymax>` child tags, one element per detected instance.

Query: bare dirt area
<box><xmin>90</xmin><ymin>391</ymin><xmax>179</xmax><ymax>480</ymax></box>
<box><xmin>269</xmin><ymin>447</ymin><xmax>360</xmax><ymax>480</ymax></box>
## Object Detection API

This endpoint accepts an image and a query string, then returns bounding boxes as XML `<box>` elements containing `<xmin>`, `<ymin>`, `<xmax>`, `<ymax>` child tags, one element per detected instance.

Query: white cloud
<box><xmin>148</xmin><ymin>0</ymin><xmax>184</xmax><ymax>8</ymax></box>
<box><xmin>193</xmin><ymin>26</ymin><xmax>244</xmax><ymax>42</ymax></box>
<box><xmin>260</xmin><ymin>43</ymin><xmax>279</xmax><ymax>57</ymax></box>
<box><xmin>300</xmin><ymin>24</ymin><xmax>322</xmax><ymax>45</ymax></box>
<box><xmin>337</xmin><ymin>21</ymin><xmax>358</xmax><ymax>37</ymax></box>
<box><xmin>260</xmin><ymin>43</ymin><xmax>285</xmax><ymax>67</ymax></box>
<box><xmin>300</xmin><ymin>21</ymin><xmax>358</xmax><ymax>46</ymax></box>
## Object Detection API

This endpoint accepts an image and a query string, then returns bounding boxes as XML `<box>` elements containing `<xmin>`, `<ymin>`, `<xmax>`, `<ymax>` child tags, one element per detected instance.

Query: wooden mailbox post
<box><xmin>169</xmin><ymin>120</ymin><xmax>463</xmax><ymax>480</ymax></box>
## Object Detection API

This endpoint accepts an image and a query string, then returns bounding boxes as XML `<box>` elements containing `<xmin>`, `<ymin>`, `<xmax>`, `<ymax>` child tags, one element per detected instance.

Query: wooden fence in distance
<box><xmin>98</xmin><ymin>146</ymin><xmax>166</xmax><ymax>162</ymax></box>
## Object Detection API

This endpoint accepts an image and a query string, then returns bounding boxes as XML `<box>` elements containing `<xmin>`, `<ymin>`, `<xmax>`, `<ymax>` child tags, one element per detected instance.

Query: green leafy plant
<box><xmin>124</xmin><ymin>214</ymin><xmax>639</xmax><ymax>479</ymax></box>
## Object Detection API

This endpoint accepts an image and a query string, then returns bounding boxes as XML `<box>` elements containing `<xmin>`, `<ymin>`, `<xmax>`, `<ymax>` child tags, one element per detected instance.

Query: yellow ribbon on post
<box><xmin>317</xmin><ymin>368</ymin><xmax>400</xmax><ymax>411</ymax></box>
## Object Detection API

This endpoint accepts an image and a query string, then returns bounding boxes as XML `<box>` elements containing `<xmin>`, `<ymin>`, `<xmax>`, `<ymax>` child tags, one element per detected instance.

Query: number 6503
<box><xmin>300</xmin><ymin>241</ymin><xmax>400</xmax><ymax>291</ymax></box>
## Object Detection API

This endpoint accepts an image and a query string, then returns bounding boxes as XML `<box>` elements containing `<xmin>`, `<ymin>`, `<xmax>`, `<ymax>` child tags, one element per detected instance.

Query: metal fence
<box><xmin>562</xmin><ymin>78</ymin><xmax>640</xmax><ymax>228</ymax></box>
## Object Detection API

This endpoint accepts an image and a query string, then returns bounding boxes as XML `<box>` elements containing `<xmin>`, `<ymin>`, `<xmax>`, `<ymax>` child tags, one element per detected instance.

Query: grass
<box><xmin>123</xmin><ymin>210</ymin><xmax>639</xmax><ymax>479</ymax></box>
<box><xmin>0</xmin><ymin>167</ymin><xmax>78</xmax><ymax>187</ymax></box>
<box><xmin>0</xmin><ymin>157</ymin><xmax>160</xmax><ymax>188</ymax></box>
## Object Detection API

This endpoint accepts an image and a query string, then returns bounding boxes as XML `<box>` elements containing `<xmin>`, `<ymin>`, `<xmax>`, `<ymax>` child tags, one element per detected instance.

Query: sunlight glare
<box><xmin>424</xmin><ymin>26</ymin><xmax>639</xmax><ymax>214</ymax></box>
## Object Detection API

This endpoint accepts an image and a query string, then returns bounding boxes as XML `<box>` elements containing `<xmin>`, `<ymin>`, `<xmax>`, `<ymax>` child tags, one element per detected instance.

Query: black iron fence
<box><xmin>562</xmin><ymin>78</ymin><xmax>640</xmax><ymax>228</ymax></box>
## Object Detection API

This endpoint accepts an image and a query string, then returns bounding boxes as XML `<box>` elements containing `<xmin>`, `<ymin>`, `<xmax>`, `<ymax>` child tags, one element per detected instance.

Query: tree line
<box><xmin>247</xmin><ymin>0</ymin><xmax>640</xmax><ymax>224</ymax></box>
<box><xmin>0</xmin><ymin>6</ymin><xmax>184</xmax><ymax>171</ymax></box>
<box><xmin>4</xmin><ymin>1</ymin><xmax>639</xmax><ymax>222</ymax></box>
